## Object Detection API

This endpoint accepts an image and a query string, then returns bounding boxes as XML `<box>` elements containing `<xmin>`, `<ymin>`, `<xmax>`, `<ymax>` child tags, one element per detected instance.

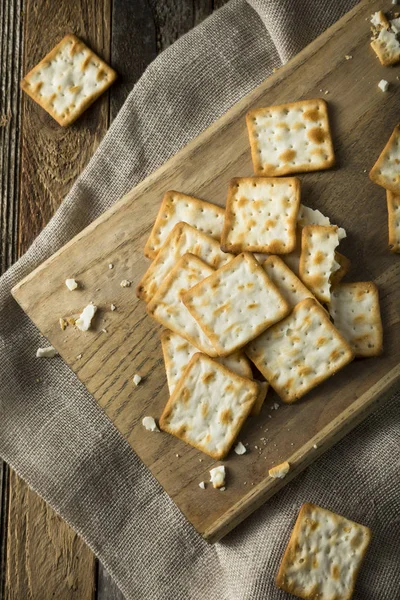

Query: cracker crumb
<box><xmin>209</xmin><ymin>465</ymin><xmax>225</xmax><ymax>489</ymax></box>
<box><xmin>101</xmin><ymin>328</ymin><xmax>107</xmax><ymax>333</ymax></box>
<box><xmin>67</xmin><ymin>317</ymin><xmax>76</xmax><ymax>326</ymax></box>
<box><xmin>36</xmin><ymin>346</ymin><xmax>58</xmax><ymax>358</ymax></box>
<box><xmin>199</xmin><ymin>481</ymin><xmax>206</xmax><ymax>489</ymax></box>
<box><xmin>133</xmin><ymin>374</ymin><xmax>142</xmax><ymax>385</ymax></box>
<box><xmin>324</xmin><ymin>90</ymin><xmax>329</xmax><ymax>95</ymax></box>
<box><xmin>176</xmin><ymin>454</ymin><xmax>180</xmax><ymax>458</ymax></box>
<box><xmin>65</xmin><ymin>278</ymin><xmax>78</xmax><ymax>291</ymax></box>
<box><xmin>313</xmin><ymin>444</ymin><xmax>318</xmax><ymax>449</ymax></box>
<box><xmin>76</xmin><ymin>354</ymin><xmax>82</xmax><ymax>359</ymax></box>
<box><xmin>111</xmin><ymin>304</ymin><xmax>117</xmax><ymax>311</ymax></box>
<box><xmin>120</xmin><ymin>279</ymin><xmax>132</xmax><ymax>288</ymax></box>
<box><xmin>269</xmin><ymin>461</ymin><xmax>290</xmax><ymax>479</ymax></box>
<box><xmin>345</xmin><ymin>54</ymin><xmax>353</xmax><ymax>60</ymax></box>
<box><xmin>254</xmin><ymin>445</ymin><xmax>258</xmax><ymax>450</ymax></box>
<box><xmin>59</xmin><ymin>317</ymin><xmax>67</xmax><ymax>330</ymax></box>
<box><xmin>76</xmin><ymin>304</ymin><xmax>97</xmax><ymax>331</ymax></box>
<box><xmin>273</xmin><ymin>402</ymin><xmax>280</xmax><ymax>410</ymax></box>
<box><xmin>142</xmin><ymin>416</ymin><xmax>159</xmax><ymax>432</ymax></box>
<box><xmin>108</xmin><ymin>263</ymin><xmax>113</xmax><ymax>269</ymax></box>
<box><xmin>199</xmin><ymin>458</ymin><xmax>203</xmax><ymax>462</ymax></box>
<box><xmin>234</xmin><ymin>441</ymin><xmax>247</xmax><ymax>455</ymax></box>
<box><xmin>378</xmin><ymin>79</ymin><xmax>389</xmax><ymax>92</ymax></box>
<box><xmin>219</xmin><ymin>487</ymin><xmax>226</xmax><ymax>491</ymax></box>
<box><xmin>243</xmin><ymin>481</ymin><xmax>247</xmax><ymax>485</ymax></box>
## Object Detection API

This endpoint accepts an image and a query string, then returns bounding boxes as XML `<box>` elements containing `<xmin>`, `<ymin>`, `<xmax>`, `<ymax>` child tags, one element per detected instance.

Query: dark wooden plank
<box><xmin>4</xmin><ymin>0</ymin><xmax>113</xmax><ymax>598</ymax></box>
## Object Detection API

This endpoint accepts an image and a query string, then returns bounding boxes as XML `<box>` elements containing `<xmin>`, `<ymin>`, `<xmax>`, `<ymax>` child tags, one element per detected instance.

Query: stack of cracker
<box><xmin>137</xmin><ymin>98</ymin><xmax>383</xmax><ymax>464</ymax></box>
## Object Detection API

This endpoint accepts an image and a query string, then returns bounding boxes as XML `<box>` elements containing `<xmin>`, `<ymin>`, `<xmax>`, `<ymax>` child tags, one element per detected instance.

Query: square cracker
<box><xmin>262</xmin><ymin>255</ymin><xmax>316</xmax><ymax>309</ymax></box>
<box><xmin>221</xmin><ymin>177</ymin><xmax>300</xmax><ymax>254</ymax></box>
<box><xmin>276</xmin><ymin>503</ymin><xmax>371</xmax><ymax>600</ymax></box>
<box><xmin>147</xmin><ymin>254</ymin><xmax>217</xmax><ymax>356</ymax></box>
<box><xmin>159</xmin><ymin>353</ymin><xmax>258</xmax><ymax>459</ymax></box>
<box><xmin>246</xmin><ymin>298</ymin><xmax>354</xmax><ymax>404</ymax></box>
<box><xmin>20</xmin><ymin>34</ymin><xmax>117</xmax><ymax>127</ymax></box>
<box><xmin>136</xmin><ymin>223</ymin><xmax>234</xmax><ymax>302</ymax></box>
<box><xmin>328</xmin><ymin>282</ymin><xmax>383</xmax><ymax>357</ymax></box>
<box><xmin>387</xmin><ymin>190</ymin><xmax>400</xmax><ymax>253</ymax></box>
<box><xmin>182</xmin><ymin>252</ymin><xmax>290</xmax><ymax>357</ymax></box>
<box><xmin>160</xmin><ymin>330</ymin><xmax>252</xmax><ymax>394</ymax></box>
<box><xmin>369</xmin><ymin>123</ymin><xmax>400</xmax><ymax>193</ymax></box>
<box><xmin>144</xmin><ymin>191</ymin><xmax>224</xmax><ymax>259</ymax></box>
<box><xmin>246</xmin><ymin>98</ymin><xmax>335</xmax><ymax>177</ymax></box>
<box><xmin>299</xmin><ymin>225</ymin><xmax>342</xmax><ymax>304</ymax></box>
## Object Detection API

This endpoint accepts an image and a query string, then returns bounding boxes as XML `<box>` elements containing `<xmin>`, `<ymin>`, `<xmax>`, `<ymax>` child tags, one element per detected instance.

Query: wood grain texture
<box><xmin>12</xmin><ymin>0</ymin><xmax>400</xmax><ymax>543</ymax></box>
<box><xmin>5</xmin><ymin>471</ymin><xmax>95</xmax><ymax>600</ymax></box>
<box><xmin>4</xmin><ymin>0</ymin><xmax>112</xmax><ymax>598</ymax></box>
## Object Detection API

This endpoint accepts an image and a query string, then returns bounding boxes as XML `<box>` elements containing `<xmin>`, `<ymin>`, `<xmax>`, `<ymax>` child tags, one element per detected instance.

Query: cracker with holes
<box><xmin>262</xmin><ymin>255</ymin><xmax>316</xmax><ymax>309</ymax></box>
<box><xmin>370</xmin><ymin>12</ymin><xmax>400</xmax><ymax>66</ymax></box>
<box><xmin>387</xmin><ymin>191</ymin><xmax>400</xmax><ymax>253</ymax></box>
<box><xmin>246</xmin><ymin>99</ymin><xmax>335</xmax><ymax>176</ymax></box>
<box><xmin>246</xmin><ymin>298</ymin><xmax>353</xmax><ymax>404</ymax></box>
<box><xmin>20</xmin><ymin>34</ymin><xmax>117</xmax><ymax>127</ymax></box>
<box><xmin>136</xmin><ymin>223</ymin><xmax>234</xmax><ymax>302</ymax></box>
<box><xmin>144</xmin><ymin>191</ymin><xmax>224</xmax><ymax>259</ymax></box>
<box><xmin>182</xmin><ymin>252</ymin><xmax>290</xmax><ymax>356</ymax></box>
<box><xmin>276</xmin><ymin>503</ymin><xmax>371</xmax><ymax>600</ymax></box>
<box><xmin>160</xmin><ymin>353</ymin><xmax>258</xmax><ymax>459</ymax></box>
<box><xmin>369</xmin><ymin>123</ymin><xmax>400</xmax><ymax>193</ymax></box>
<box><xmin>328</xmin><ymin>283</ymin><xmax>383</xmax><ymax>357</ymax></box>
<box><xmin>161</xmin><ymin>330</ymin><xmax>252</xmax><ymax>394</ymax></box>
<box><xmin>147</xmin><ymin>254</ymin><xmax>217</xmax><ymax>356</ymax></box>
<box><xmin>299</xmin><ymin>225</ymin><xmax>345</xmax><ymax>304</ymax></box>
<box><xmin>221</xmin><ymin>177</ymin><xmax>300</xmax><ymax>254</ymax></box>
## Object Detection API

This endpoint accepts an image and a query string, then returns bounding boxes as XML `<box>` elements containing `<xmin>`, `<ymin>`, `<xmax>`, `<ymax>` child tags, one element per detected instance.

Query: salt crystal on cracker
<box><xmin>246</xmin><ymin>298</ymin><xmax>354</xmax><ymax>404</ymax></box>
<box><xmin>160</xmin><ymin>330</ymin><xmax>252</xmax><ymax>394</ymax></box>
<box><xmin>182</xmin><ymin>252</ymin><xmax>290</xmax><ymax>356</ymax></box>
<box><xmin>276</xmin><ymin>503</ymin><xmax>371</xmax><ymax>600</ymax></box>
<box><xmin>299</xmin><ymin>225</ymin><xmax>343</xmax><ymax>304</ymax></box>
<box><xmin>370</xmin><ymin>123</ymin><xmax>400</xmax><ymax>193</ymax></box>
<box><xmin>147</xmin><ymin>254</ymin><xmax>217</xmax><ymax>356</ymax></box>
<box><xmin>221</xmin><ymin>177</ymin><xmax>300</xmax><ymax>254</ymax></box>
<box><xmin>329</xmin><ymin>282</ymin><xmax>383</xmax><ymax>357</ymax></box>
<box><xmin>20</xmin><ymin>34</ymin><xmax>116</xmax><ymax>126</ymax></box>
<box><xmin>136</xmin><ymin>223</ymin><xmax>234</xmax><ymax>303</ymax></box>
<box><xmin>144</xmin><ymin>191</ymin><xmax>224</xmax><ymax>259</ymax></box>
<box><xmin>387</xmin><ymin>190</ymin><xmax>400</xmax><ymax>252</ymax></box>
<box><xmin>246</xmin><ymin>98</ymin><xmax>335</xmax><ymax>177</ymax></box>
<box><xmin>159</xmin><ymin>353</ymin><xmax>258</xmax><ymax>460</ymax></box>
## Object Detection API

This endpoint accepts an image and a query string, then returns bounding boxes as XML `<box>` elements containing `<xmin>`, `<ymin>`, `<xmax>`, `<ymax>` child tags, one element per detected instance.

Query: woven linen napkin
<box><xmin>1</xmin><ymin>1</ymin><xmax>399</xmax><ymax>598</ymax></box>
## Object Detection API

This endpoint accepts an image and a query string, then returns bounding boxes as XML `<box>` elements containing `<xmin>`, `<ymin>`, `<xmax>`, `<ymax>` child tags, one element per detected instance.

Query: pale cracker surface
<box><xmin>387</xmin><ymin>190</ymin><xmax>400</xmax><ymax>253</ymax></box>
<box><xmin>147</xmin><ymin>254</ymin><xmax>217</xmax><ymax>356</ymax></box>
<box><xmin>262</xmin><ymin>255</ymin><xmax>316</xmax><ymax>309</ymax></box>
<box><xmin>182</xmin><ymin>252</ymin><xmax>290</xmax><ymax>356</ymax></box>
<box><xmin>276</xmin><ymin>503</ymin><xmax>371</xmax><ymax>600</ymax></box>
<box><xmin>20</xmin><ymin>34</ymin><xmax>117</xmax><ymax>126</ymax></box>
<box><xmin>221</xmin><ymin>177</ymin><xmax>300</xmax><ymax>254</ymax></box>
<box><xmin>369</xmin><ymin>123</ymin><xmax>400</xmax><ymax>193</ymax></box>
<box><xmin>159</xmin><ymin>353</ymin><xmax>258</xmax><ymax>459</ymax></box>
<box><xmin>246</xmin><ymin>99</ymin><xmax>335</xmax><ymax>176</ymax></box>
<box><xmin>160</xmin><ymin>330</ymin><xmax>252</xmax><ymax>394</ymax></box>
<box><xmin>328</xmin><ymin>282</ymin><xmax>383</xmax><ymax>357</ymax></box>
<box><xmin>246</xmin><ymin>298</ymin><xmax>354</xmax><ymax>404</ymax></box>
<box><xmin>299</xmin><ymin>225</ymin><xmax>341</xmax><ymax>303</ymax></box>
<box><xmin>136</xmin><ymin>223</ymin><xmax>234</xmax><ymax>302</ymax></box>
<box><xmin>144</xmin><ymin>191</ymin><xmax>224</xmax><ymax>259</ymax></box>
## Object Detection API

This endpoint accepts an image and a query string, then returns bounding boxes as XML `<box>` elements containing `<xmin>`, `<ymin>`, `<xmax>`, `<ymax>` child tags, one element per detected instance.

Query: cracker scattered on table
<box><xmin>276</xmin><ymin>503</ymin><xmax>371</xmax><ymax>600</ymax></box>
<box><xmin>299</xmin><ymin>225</ymin><xmax>343</xmax><ymax>303</ymax></box>
<box><xmin>182</xmin><ymin>252</ymin><xmax>290</xmax><ymax>356</ymax></box>
<box><xmin>136</xmin><ymin>223</ymin><xmax>234</xmax><ymax>302</ymax></box>
<box><xmin>246</xmin><ymin>98</ymin><xmax>335</xmax><ymax>176</ymax></box>
<box><xmin>262</xmin><ymin>255</ymin><xmax>316</xmax><ymax>309</ymax></box>
<box><xmin>147</xmin><ymin>254</ymin><xmax>217</xmax><ymax>356</ymax></box>
<box><xmin>161</xmin><ymin>330</ymin><xmax>252</xmax><ymax>394</ymax></box>
<box><xmin>370</xmin><ymin>12</ymin><xmax>400</xmax><ymax>66</ymax></box>
<box><xmin>369</xmin><ymin>123</ymin><xmax>400</xmax><ymax>193</ymax></box>
<box><xmin>144</xmin><ymin>191</ymin><xmax>224</xmax><ymax>259</ymax></box>
<box><xmin>221</xmin><ymin>177</ymin><xmax>300</xmax><ymax>254</ymax></box>
<box><xmin>246</xmin><ymin>298</ymin><xmax>354</xmax><ymax>404</ymax></box>
<box><xmin>269</xmin><ymin>461</ymin><xmax>290</xmax><ymax>479</ymax></box>
<box><xmin>160</xmin><ymin>353</ymin><xmax>258</xmax><ymax>459</ymax></box>
<box><xmin>20</xmin><ymin>34</ymin><xmax>117</xmax><ymax>126</ymax></box>
<box><xmin>387</xmin><ymin>190</ymin><xmax>400</xmax><ymax>252</ymax></box>
<box><xmin>329</xmin><ymin>282</ymin><xmax>383</xmax><ymax>357</ymax></box>
<box><xmin>251</xmin><ymin>381</ymin><xmax>269</xmax><ymax>416</ymax></box>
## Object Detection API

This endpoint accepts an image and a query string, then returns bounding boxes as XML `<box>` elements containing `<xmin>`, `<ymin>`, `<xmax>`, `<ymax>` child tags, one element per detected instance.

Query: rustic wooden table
<box><xmin>0</xmin><ymin>0</ymin><xmax>226</xmax><ymax>597</ymax></box>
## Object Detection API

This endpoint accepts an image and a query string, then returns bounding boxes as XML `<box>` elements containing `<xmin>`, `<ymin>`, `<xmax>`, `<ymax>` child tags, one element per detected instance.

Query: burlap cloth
<box><xmin>1</xmin><ymin>1</ymin><xmax>399</xmax><ymax>598</ymax></box>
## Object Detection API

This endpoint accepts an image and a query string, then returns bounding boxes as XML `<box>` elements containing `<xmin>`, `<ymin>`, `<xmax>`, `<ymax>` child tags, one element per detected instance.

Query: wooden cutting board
<box><xmin>12</xmin><ymin>0</ymin><xmax>400</xmax><ymax>543</ymax></box>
